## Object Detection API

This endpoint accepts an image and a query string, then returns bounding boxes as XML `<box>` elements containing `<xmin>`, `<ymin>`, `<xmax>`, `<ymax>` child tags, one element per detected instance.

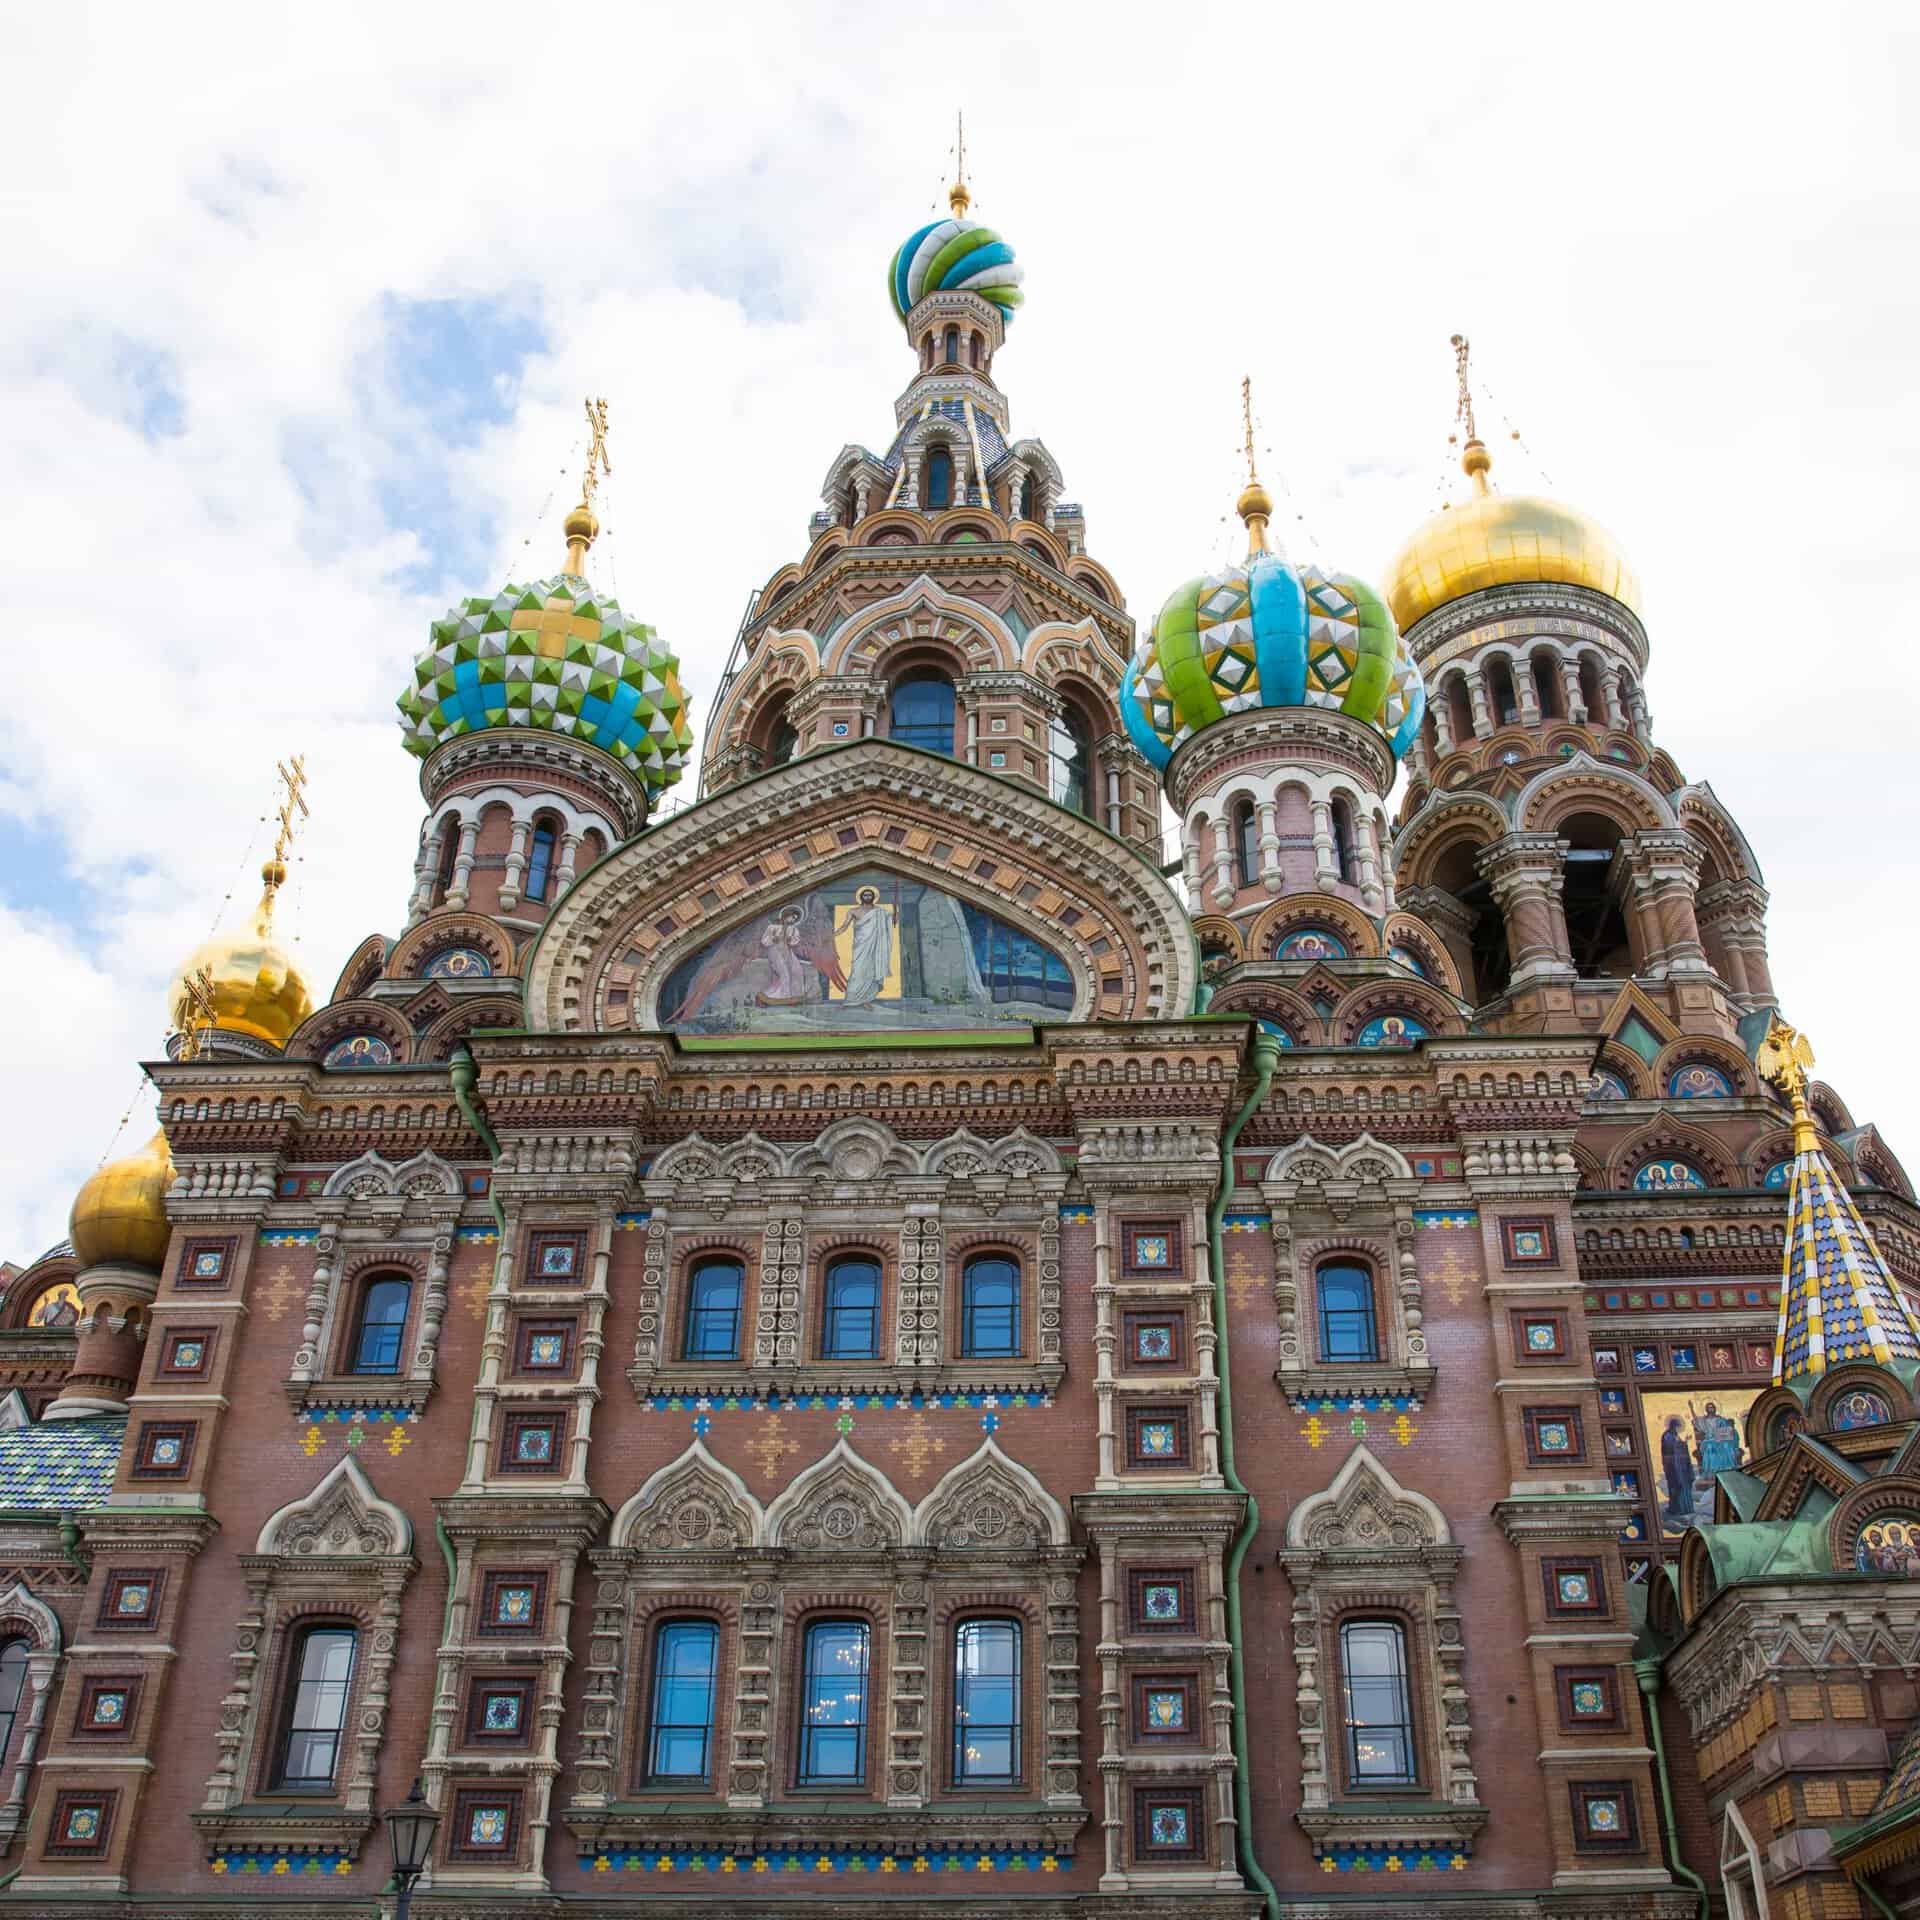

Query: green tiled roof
<box><xmin>0</xmin><ymin>1417</ymin><xmax>124</xmax><ymax>1511</ymax></box>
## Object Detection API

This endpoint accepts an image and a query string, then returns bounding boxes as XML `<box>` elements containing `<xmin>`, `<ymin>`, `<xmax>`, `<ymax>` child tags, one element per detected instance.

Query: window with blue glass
<box><xmin>925</xmin><ymin>446</ymin><xmax>953</xmax><ymax>509</ymax></box>
<box><xmin>889</xmin><ymin>671</ymin><xmax>956</xmax><ymax>755</ymax></box>
<box><xmin>349</xmin><ymin>1277</ymin><xmax>410</xmax><ymax>1375</ymax></box>
<box><xmin>798</xmin><ymin>1620</ymin><xmax>870</xmax><ymax>1785</ymax></box>
<box><xmin>523</xmin><ymin>821</ymin><xmax>558</xmax><ymax>904</ymax></box>
<box><xmin>684</xmin><ymin>1259</ymin><xmax>744</xmax><ymax>1362</ymax></box>
<box><xmin>1316</xmin><ymin>1261</ymin><xmax>1379</xmax><ymax>1363</ymax></box>
<box><xmin>953</xmin><ymin>1618</ymin><xmax>1021</xmax><ymax>1785</ymax></box>
<box><xmin>961</xmin><ymin>1256</ymin><xmax>1020</xmax><ymax>1359</ymax></box>
<box><xmin>823</xmin><ymin>1258</ymin><xmax>882</xmax><ymax>1360</ymax></box>
<box><xmin>645</xmin><ymin>1621</ymin><xmax>719</xmax><ymax>1784</ymax></box>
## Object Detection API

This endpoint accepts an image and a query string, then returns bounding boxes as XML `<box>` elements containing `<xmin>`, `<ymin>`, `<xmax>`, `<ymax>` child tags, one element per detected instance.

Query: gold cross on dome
<box><xmin>1241</xmin><ymin>375</ymin><xmax>1259</xmax><ymax>485</ymax></box>
<box><xmin>172</xmin><ymin>964</ymin><xmax>217</xmax><ymax>1061</ymax></box>
<box><xmin>580</xmin><ymin>397</ymin><xmax>612</xmax><ymax>513</ymax></box>
<box><xmin>950</xmin><ymin>110</ymin><xmax>971</xmax><ymax>216</ymax></box>
<box><xmin>1451</xmin><ymin>333</ymin><xmax>1476</xmax><ymax>441</ymax></box>
<box><xmin>272</xmin><ymin>754</ymin><xmax>310</xmax><ymax>867</ymax></box>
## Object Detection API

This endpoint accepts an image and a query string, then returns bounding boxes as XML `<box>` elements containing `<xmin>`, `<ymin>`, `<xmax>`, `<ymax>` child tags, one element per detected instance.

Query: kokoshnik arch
<box><xmin>2</xmin><ymin>166</ymin><xmax>1917</xmax><ymax>1920</ymax></box>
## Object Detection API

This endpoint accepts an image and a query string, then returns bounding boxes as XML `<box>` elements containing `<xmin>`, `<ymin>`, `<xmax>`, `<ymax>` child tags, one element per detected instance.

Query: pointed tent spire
<box><xmin>1759</xmin><ymin>1018</ymin><xmax>1920</xmax><ymax>1388</ymax></box>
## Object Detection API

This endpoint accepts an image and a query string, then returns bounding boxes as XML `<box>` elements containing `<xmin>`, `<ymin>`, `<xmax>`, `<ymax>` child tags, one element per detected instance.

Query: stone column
<box><xmin>1464</xmin><ymin>665</ymin><xmax>1494</xmax><ymax>738</ymax></box>
<box><xmin>1560</xmin><ymin>659</ymin><xmax>1587</xmax><ymax>725</ymax></box>
<box><xmin>1599</xmin><ymin>667</ymin><xmax>1624</xmax><ymax>731</ymax></box>
<box><xmin>406</xmin><ymin>826</ymin><xmax>440</xmax><ymax>926</ymax></box>
<box><xmin>555</xmin><ymin>830</ymin><xmax>584</xmax><ymax>895</ymax></box>
<box><xmin>854</xmin><ymin>477</ymin><xmax>872</xmax><ymax>519</ymax></box>
<box><xmin>1256</xmin><ymin>799</ymin><xmax>1283</xmax><ymax>894</ymax></box>
<box><xmin>1479</xmin><ymin>834</ymin><xmax>1577</xmax><ymax>988</ymax></box>
<box><xmin>1395</xmin><ymin>885</ymin><xmax>1480</xmax><ymax>999</ymax></box>
<box><xmin>1355</xmin><ymin>816</ymin><xmax>1385</xmax><ymax>916</ymax></box>
<box><xmin>1699</xmin><ymin>878</ymin><xmax>1776</xmax><ymax>1006</ymax></box>
<box><xmin>1373</xmin><ymin>814</ymin><xmax>1397</xmax><ymax>915</ymax></box>
<box><xmin>1629</xmin><ymin>832</ymin><xmax>1712</xmax><ymax>979</ymax></box>
<box><xmin>1516</xmin><ymin>666</ymin><xmax>1541</xmax><ymax>726</ymax></box>
<box><xmin>499</xmin><ymin>818</ymin><xmax>532</xmax><ymax>910</ymax></box>
<box><xmin>444</xmin><ymin>818</ymin><xmax>480</xmax><ymax>911</ymax></box>
<box><xmin>1430</xmin><ymin>696</ymin><xmax>1455</xmax><ymax>758</ymax></box>
<box><xmin>1181</xmin><ymin>818</ymin><xmax>1205</xmax><ymax>909</ymax></box>
<box><xmin>1309</xmin><ymin>799</ymin><xmax>1338</xmax><ymax>890</ymax></box>
<box><xmin>1209</xmin><ymin>817</ymin><xmax>1235</xmax><ymax>909</ymax></box>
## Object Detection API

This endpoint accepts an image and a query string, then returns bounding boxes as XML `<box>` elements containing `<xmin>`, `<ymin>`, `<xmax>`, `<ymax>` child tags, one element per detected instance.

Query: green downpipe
<box><xmin>1211</xmin><ymin>1029</ymin><xmax>1283</xmax><ymax>1920</ymax></box>
<box><xmin>1636</xmin><ymin>1657</ymin><xmax>1710</xmax><ymax>1920</ymax></box>
<box><xmin>1859</xmin><ymin>1877</ymin><xmax>1900</xmax><ymax>1920</ymax></box>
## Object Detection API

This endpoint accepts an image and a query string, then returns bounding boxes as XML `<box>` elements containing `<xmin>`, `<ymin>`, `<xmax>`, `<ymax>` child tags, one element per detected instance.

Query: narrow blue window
<box><xmin>524</xmin><ymin>824</ymin><xmax>557</xmax><ymax>902</ymax></box>
<box><xmin>1317</xmin><ymin>1262</ymin><xmax>1379</xmax><ymax>1362</ymax></box>
<box><xmin>351</xmin><ymin>1277</ymin><xmax>410</xmax><ymax>1375</ymax></box>
<box><xmin>823</xmin><ymin>1258</ymin><xmax>881</xmax><ymax>1360</ymax></box>
<box><xmin>685</xmin><ymin>1260</ymin><xmax>743</xmax><ymax>1361</ymax></box>
<box><xmin>925</xmin><ymin>447</ymin><xmax>953</xmax><ymax>509</ymax></box>
<box><xmin>799</xmin><ymin>1620</ymin><xmax>869</xmax><ymax>1785</ymax></box>
<box><xmin>953</xmin><ymin>1619</ymin><xmax>1021</xmax><ymax>1784</ymax></box>
<box><xmin>962</xmin><ymin>1257</ymin><xmax>1020</xmax><ymax>1358</ymax></box>
<box><xmin>647</xmin><ymin>1621</ymin><xmax>719</xmax><ymax>1783</ymax></box>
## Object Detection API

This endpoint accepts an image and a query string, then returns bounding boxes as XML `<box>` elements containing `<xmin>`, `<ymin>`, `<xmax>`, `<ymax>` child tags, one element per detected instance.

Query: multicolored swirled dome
<box><xmin>888</xmin><ymin>216</ymin><xmax>1024</xmax><ymax>326</ymax></box>
<box><xmin>1120</xmin><ymin>549</ymin><xmax>1425</xmax><ymax>771</ymax></box>
<box><xmin>396</xmin><ymin>572</ymin><xmax>693</xmax><ymax>793</ymax></box>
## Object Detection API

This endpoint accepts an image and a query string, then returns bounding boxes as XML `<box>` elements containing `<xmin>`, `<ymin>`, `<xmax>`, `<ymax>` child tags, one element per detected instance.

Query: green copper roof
<box><xmin>0</xmin><ymin>1416</ymin><xmax>124</xmax><ymax>1512</ymax></box>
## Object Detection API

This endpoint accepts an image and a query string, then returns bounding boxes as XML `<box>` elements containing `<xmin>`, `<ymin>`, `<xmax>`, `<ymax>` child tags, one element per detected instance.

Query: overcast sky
<box><xmin>3</xmin><ymin>3</ymin><xmax>1915</xmax><ymax>1261</ymax></box>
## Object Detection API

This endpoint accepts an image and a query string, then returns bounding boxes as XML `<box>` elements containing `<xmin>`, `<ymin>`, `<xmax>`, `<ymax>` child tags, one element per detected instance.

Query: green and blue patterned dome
<box><xmin>889</xmin><ymin>206</ymin><xmax>1024</xmax><ymax>327</ymax></box>
<box><xmin>1120</xmin><ymin>544</ymin><xmax>1426</xmax><ymax>772</ymax></box>
<box><xmin>396</xmin><ymin>571</ymin><xmax>693</xmax><ymax>794</ymax></box>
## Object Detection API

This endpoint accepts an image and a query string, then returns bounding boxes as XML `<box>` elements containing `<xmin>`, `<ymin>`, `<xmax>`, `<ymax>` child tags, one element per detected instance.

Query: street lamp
<box><xmin>382</xmin><ymin>1777</ymin><xmax>440</xmax><ymax>1919</ymax></box>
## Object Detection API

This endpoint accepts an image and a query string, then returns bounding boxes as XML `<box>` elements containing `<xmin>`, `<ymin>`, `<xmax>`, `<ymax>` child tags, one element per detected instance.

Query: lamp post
<box><xmin>382</xmin><ymin>1777</ymin><xmax>439</xmax><ymax>1920</ymax></box>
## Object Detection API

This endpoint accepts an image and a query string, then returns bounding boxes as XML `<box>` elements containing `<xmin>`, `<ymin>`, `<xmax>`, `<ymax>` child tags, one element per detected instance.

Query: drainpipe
<box><xmin>1635</xmin><ymin>1656</ymin><xmax>1710</xmax><ymax>1920</ymax></box>
<box><xmin>1211</xmin><ymin>1029</ymin><xmax>1282</xmax><ymax>1920</ymax></box>
<box><xmin>1858</xmin><ymin>1877</ymin><xmax>1900</xmax><ymax>1920</ymax></box>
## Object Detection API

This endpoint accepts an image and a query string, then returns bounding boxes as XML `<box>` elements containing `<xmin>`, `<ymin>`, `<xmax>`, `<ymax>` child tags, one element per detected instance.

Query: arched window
<box><xmin>1531</xmin><ymin>652</ymin><xmax>1561</xmax><ymax>719</ymax></box>
<box><xmin>1331</xmin><ymin>797</ymin><xmax>1358</xmax><ymax>884</ymax></box>
<box><xmin>274</xmin><ymin>1624</ymin><xmax>357</xmax><ymax>1788</ymax></box>
<box><xmin>0</xmin><ymin>1641</ymin><xmax>26</xmax><ymax>1766</ymax></box>
<box><xmin>1316</xmin><ymin>1262</ymin><xmax>1378</xmax><ymax>1363</ymax></box>
<box><xmin>646</xmin><ymin>1620</ymin><xmax>720</xmax><ymax>1783</ymax></box>
<box><xmin>1487</xmin><ymin>658</ymin><xmax>1520</xmax><ymax>726</ymax></box>
<box><xmin>1018</xmin><ymin>473</ymin><xmax>1036</xmax><ymax>521</ymax></box>
<box><xmin>969</xmin><ymin>331</ymin><xmax>983</xmax><ymax>369</ymax></box>
<box><xmin>684</xmin><ymin>1259</ymin><xmax>744</xmax><ymax>1361</ymax></box>
<box><xmin>953</xmin><ymin>1618</ymin><xmax>1021</xmax><ymax>1784</ymax></box>
<box><xmin>1446</xmin><ymin>675</ymin><xmax>1474</xmax><ymax>745</ymax></box>
<box><xmin>1051</xmin><ymin>708</ymin><xmax>1093</xmax><ymax>817</ymax></box>
<box><xmin>823</xmin><ymin>1257</ymin><xmax>881</xmax><ymax>1360</ymax></box>
<box><xmin>434</xmin><ymin>821</ymin><xmax>460</xmax><ymax>903</ymax></box>
<box><xmin>799</xmin><ymin>1620</ymin><xmax>870</xmax><ymax>1785</ymax></box>
<box><xmin>764</xmin><ymin>697</ymin><xmax>799</xmax><ymax>769</ymax></box>
<box><xmin>524</xmin><ymin>821</ymin><xmax>557</xmax><ymax>904</ymax></box>
<box><xmin>843</xmin><ymin>490</ymin><xmax>858</xmax><ymax>529</ymax></box>
<box><xmin>349</xmin><ymin>1277</ymin><xmax>411</xmax><ymax>1375</ymax></box>
<box><xmin>1339</xmin><ymin>1619</ymin><xmax>1416</xmax><ymax>1785</ymax></box>
<box><xmin>1578</xmin><ymin>655</ymin><xmax>1606</xmax><ymax>724</ymax></box>
<box><xmin>1232</xmin><ymin>800</ymin><xmax>1259</xmax><ymax>888</ymax></box>
<box><xmin>889</xmin><ymin>671</ymin><xmax>956</xmax><ymax>755</ymax></box>
<box><xmin>943</xmin><ymin>325</ymin><xmax>960</xmax><ymax>364</ymax></box>
<box><xmin>962</xmin><ymin>1256</ymin><xmax>1020</xmax><ymax>1358</ymax></box>
<box><xmin>924</xmin><ymin>446</ymin><xmax>953</xmax><ymax>510</ymax></box>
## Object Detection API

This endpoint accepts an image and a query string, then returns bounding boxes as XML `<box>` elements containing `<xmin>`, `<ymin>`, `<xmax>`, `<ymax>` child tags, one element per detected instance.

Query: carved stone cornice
<box><xmin>1403</xmin><ymin>582</ymin><xmax>1649</xmax><ymax>675</ymax></box>
<box><xmin>1492</xmin><ymin>1493</ymin><xmax>1636</xmax><ymax>1546</ymax></box>
<box><xmin>1164</xmin><ymin>707</ymin><xmax>1394</xmax><ymax>813</ymax></box>
<box><xmin>561</xmin><ymin>1800</ymin><xmax>1087</xmax><ymax>1862</ymax></box>
<box><xmin>77</xmin><ymin>1506</ymin><xmax>220</xmax><ymax>1556</ymax></box>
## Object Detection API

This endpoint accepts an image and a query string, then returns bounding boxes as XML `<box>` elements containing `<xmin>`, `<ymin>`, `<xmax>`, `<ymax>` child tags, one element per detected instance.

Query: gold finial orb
<box><xmin>1237</xmin><ymin>478</ymin><xmax>1274</xmax><ymax>523</ymax></box>
<box><xmin>167</xmin><ymin>861</ymin><xmax>314</xmax><ymax>1049</ymax></box>
<box><xmin>949</xmin><ymin>179</ymin><xmax>971</xmax><ymax>217</ymax></box>
<box><xmin>1460</xmin><ymin>437</ymin><xmax>1492</xmax><ymax>486</ymax></box>
<box><xmin>69</xmin><ymin>1129</ymin><xmax>175</xmax><ymax>1271</ymax></box>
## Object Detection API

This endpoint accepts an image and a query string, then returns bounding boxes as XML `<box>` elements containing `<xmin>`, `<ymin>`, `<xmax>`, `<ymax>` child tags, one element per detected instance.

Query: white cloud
<box><xmin>3</xmin><ymin>0</ymin><xmax>1916</xmax><ymax>1257</ymax></box>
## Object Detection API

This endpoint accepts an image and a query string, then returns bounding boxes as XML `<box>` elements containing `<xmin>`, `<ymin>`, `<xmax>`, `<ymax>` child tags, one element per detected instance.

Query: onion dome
<box><xmin>69</xmin><ymin>1129</ymin><xmax>174</xmax><ymax>1271</ymax></box>
<box><xmin>888</xmin><ymin>184</ymin><xmax>1024</xmax><ymax>327</ymax></box>
<box><xmin>1120</xmin><ymin>490</ymin><xmax>1425</xmax><ymax>772</ymax></box>
<box><xmin>168</xmin><ymin>859</ymin><xmax>314</xmax><ymax>1048</ymax></box>
<box><xmin>1383</xmin><ymin>435</ymin><xmax>1641</xmax><ymax>633</ymax></box>
<box><xmin>396</xmin><ymin>567</ymin><xmax>693</xmax><ymax>794</ymax></box>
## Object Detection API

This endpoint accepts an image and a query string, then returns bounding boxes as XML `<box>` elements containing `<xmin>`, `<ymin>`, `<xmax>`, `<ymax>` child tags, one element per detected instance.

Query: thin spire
<box><xmin>565</xmin><ymin>397</ymin><xmax>612</xmax><ymax>576</ymax></box>
<box><xmin>1235</xmin><ymin>375</ymin><xmax>1274</xmax><ymax>556</ymax></box>
<box><xmin>1451</xmin><ymin>332</ymin><xmax>1491</xmax><ymax>495</ymax></box>
<box><xmin>1759</xmin><ymin>1017</ymin><xmax>1920</xmax><ymax>1388</ymax></box>
<box><xmin>949</xmin><ymin>110</ymin><xmax>971</xmax><ymax>216</ymax></box>
<box><xmin>258</xmin><ymin>752</ymin><xmax>310</xmax><ymax>917</ymax></box>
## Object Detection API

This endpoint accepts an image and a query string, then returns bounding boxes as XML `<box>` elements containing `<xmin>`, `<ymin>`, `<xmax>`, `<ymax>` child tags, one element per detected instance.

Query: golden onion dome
<box><xmin>1382</xmin><ymin>438</ymin><xmax>1642</xmax><ymax>634</ymax></box>
<box><xmin>168</xmin><ymin>860</ymin><xmax>314</xmax><ymax>1048</ymax></box>
<box><xmin>69</xmin><ymin>1129</ymin><xmax>175</xmax><ymax>1271</ymax></box>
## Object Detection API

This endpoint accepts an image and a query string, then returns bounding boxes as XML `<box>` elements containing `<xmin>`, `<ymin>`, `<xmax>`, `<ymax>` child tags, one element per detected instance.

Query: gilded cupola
<box><xmin>1382</xmin><ymin>335</ymin><xmax>1642</xmax><ymax>634</ymax></box>
<box><xmin>68</xmin><ymin>1128</ymin><xmax>174</xmax><ymax>1272</ymax></box>
<box><xmin>167</xmin><ymin>857</ymin><xmax>314</xmax><ymax>1051</ymax></box>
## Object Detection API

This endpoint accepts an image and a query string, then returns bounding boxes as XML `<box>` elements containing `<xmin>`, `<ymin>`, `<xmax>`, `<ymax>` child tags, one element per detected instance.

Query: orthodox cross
<box><xmin>950</xmin><ymin>111</ymin><xmax>971</xmax><ymax>216</ymax></box>
<box><xmin>1450</xmin><ymin>332</ymin><xmax>1476</xmax><ymax>441</ymax></box>
<box><xmin>1241</xmin><ymin>374</ymin><xmax>1259</xmax><ymax>484</ymax></box>
<box><xmin>272</xmin><ymin>754</ymin><xmax>310</xmax><ymax>867</ymax></box>
<box><xmin>172</xmin><ymin>964</ymin><xmax>217</xmax><ymax>1062</ymax></box>
<box><xmin>580</xmin><ymin>396</ymin><xmax>612</xmax><ymax>514</ymax></box>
